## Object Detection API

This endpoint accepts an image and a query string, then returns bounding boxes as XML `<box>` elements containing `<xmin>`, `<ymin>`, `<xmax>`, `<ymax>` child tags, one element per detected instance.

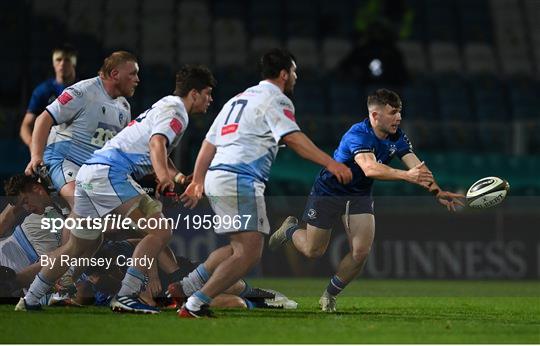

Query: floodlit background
<box><xmin>0</xmin><ymin>0</ymin><xmax>538</xmax><ymax>279</ymax></box>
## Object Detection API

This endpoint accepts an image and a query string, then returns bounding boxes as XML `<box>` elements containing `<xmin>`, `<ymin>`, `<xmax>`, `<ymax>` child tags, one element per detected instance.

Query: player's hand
<box><xmin>406</xmin><ymin>161</ymin><xmax>433</xmax><ymax>187</ymax></box>
<box><xmin>25</xmin><ymin>156</ymin><xmax>44</xmax><ymax>176</ymax></box>
<box><xmin>326</xmin><ymin>161</ymin><xmax>353</xmax><ymax>184</ymax></box>
<box><xmin>155</xmin><ymin>177</ymin><xmax>174</xmax><ymax>198</ymax></box>
<box><xmin>436</xmin><ymin>190</ymin><xmax>465</xmax><ymax>212</ymax></box>
<box><xmin>180</xmin><ymin>181</ymin><xmax>204</xmax><ymax>209</ymax></box>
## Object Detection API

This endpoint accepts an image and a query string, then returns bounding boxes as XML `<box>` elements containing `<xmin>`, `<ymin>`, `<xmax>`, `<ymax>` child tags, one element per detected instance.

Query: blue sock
<box><xmin>325</xmin><ymin>275</ymin><xmax>346</xmax><ymax>296</ymax></box>
<box><xmin>285</xmin><ymin>224</ymin><xmax>300</xmax><ymax>240</ymax></box>
<box><xmin>238</xmin><ymin>280</ymin><xmax>251</xmax><ymax>298</ymax></box>
<box><xmin>244</xmin><ymin>299</ymin><xmax>255</xmax><ymax>309</ymax></box>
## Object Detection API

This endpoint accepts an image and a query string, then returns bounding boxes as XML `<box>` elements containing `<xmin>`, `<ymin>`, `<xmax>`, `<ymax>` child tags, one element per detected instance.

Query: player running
<box><xmin>24</xmin><ymin>51</ymin><xmax>139</xmax><ymax>208</ymax></box>
<box><xmin>178</xmin><ymin>48</ymin><xmax>353</xmax><ymax>318</ymax></box>
<box><xmin>15</xmin><ymin>65</ymin><xmax>216</xmax><ymax>314</ymax></box>
<box><xmin>269</xmin><ymin>89</ymin><xmax>464</xmax><ymax>312</ymax></box>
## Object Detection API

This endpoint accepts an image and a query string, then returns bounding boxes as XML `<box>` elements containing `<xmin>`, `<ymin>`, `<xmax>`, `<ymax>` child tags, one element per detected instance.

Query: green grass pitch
<box><xmin>1</xmin><ymin>279</ymin><xmax>538</xmax><ymax>343</ymax></box>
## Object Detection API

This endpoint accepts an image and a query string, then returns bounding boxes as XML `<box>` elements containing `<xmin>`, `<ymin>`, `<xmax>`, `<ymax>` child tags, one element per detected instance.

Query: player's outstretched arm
<box><xmin>180</xmin><ymin>140</ymin><xmax>216</xmax><ymax>209</ymax></box>
<box><xmin>149</xmin><ymin>135</ymin><xmax>174</xmax><ymax>197</ymax></box>
<box><xmin>281</xmin><ymin>132</ymin><xmax>352</xmax><ymax>184</ymax></box>
<box><xmin>19</xmin><ymin>112</ymin><xmax>36</xmax><ymax>148</ymax></box>
<box><xmin>25</xmin><ymin>110</ymin><xmax>54</xmax><ymax>176</ymax></box>
<box><xmin>355</xmin><ymin>152</ymin><xmax>434</xmax><ymax>186</ymax></box>
<box><xmin>400</xmin><ymin>153</ymin><xmax>465</xmax><ymax>211</ymax></box>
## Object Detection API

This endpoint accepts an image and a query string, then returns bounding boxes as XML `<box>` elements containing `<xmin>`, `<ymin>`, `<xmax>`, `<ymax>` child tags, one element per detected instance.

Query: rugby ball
<box><xmin>466</xmin><ymin>177</ymin><xmax>510</xmax><ymax>209</ymax></box>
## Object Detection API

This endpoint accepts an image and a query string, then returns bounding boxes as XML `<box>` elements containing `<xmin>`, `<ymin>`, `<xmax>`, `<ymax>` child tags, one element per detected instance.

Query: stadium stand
<box><xmin>0</xmin><ymin>0</ymin><xmax>539</xmax><ymax>195</ymax></box>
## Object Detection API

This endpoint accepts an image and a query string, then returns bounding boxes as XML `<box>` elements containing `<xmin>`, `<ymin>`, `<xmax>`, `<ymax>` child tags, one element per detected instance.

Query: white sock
<box><xmin>181</xmin><ymin>264</ymin><xmax>211</xmax><ymax>296</ymax></box>
<box><xmin>25</xmin><ymin>273</ymin><xmax>53</xmax><ymax>305</ymax></box>
<box><xmin>185</xmin><ymin>290</ymin><xmax>212</xmax><ymax>311</ymax></box>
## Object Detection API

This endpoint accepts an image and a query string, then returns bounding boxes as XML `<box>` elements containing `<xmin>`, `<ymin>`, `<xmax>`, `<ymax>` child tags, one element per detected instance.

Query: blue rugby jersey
<box><xmin>314</xmin><ymin>118</ymin><xmax>413</xmax><ymax>195</ymax></box>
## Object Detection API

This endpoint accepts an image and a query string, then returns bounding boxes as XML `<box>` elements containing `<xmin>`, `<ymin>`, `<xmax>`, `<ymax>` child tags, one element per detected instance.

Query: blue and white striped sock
<box><xmin>118</xmin><ymin>267</ymin><xmax>147</xmax><ymax>297</ymax></box>
<box><xmin>285</xmin><ymin>225</ymin><xmax>300</xmax><ymax>240</ymax></box>
<box><xmin>325</xmin><ymin>275</ymin><xmax>346</xmax><ymax>296</ymax></box>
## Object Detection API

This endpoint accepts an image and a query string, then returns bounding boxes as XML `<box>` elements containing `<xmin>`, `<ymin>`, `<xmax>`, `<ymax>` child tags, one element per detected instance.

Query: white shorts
<box><xmin>72</xmin><ymin>164</ymin><xmax>145</xmax><ymax>240</ymax></box>
<box><xmin>204</xmin><ymin>169</ymin><xmax>269</xmax><ymax>235</ymax></box>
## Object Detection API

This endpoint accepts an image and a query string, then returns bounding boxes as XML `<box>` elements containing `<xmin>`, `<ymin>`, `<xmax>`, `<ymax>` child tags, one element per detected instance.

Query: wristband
<box><xmin>174</xmin><ymin>172</ymin><xmax>185</xmax><ymax>184</ymax></box>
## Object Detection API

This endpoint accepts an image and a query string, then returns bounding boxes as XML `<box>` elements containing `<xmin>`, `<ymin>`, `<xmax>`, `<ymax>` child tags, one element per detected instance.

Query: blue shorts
<box><xmin>302</xmin><ymin>183</ymin><xmax>374</xmax><ymax>230</ymax></box>
<box><xmin>44</xmin><ymin>150</ymin><xmax>80</xmax><ymax>191</ymax></box>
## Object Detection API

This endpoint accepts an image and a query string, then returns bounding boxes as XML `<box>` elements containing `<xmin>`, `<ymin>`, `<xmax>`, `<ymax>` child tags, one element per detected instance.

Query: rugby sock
<box><xmin>181</xmin><ymin>264</ymin><xmax>211</xmax><ymax>296</ymax></box>
<box><xmin>25</xmin><ymin>273</ymin><xmax>53</xmax><ymax>305</ymax></box>
<box><xmin>118</xmin><ymin>267</ymin><xmax>148</xmax><ymax>297</ymax></box>
<box><xmin>195</xmin><ymin>264</ymin><xmax>211</xmax><ymax>282</ymax></box>
<box><xmin>244</xmin><ymin>298</ymin><xmax>255</xmax><ymax>309</ymax></box>
<box><xmin>285</xmin><ymin>225</ymin><xmax>300</xmax><ymax>240</ymax></box>
<box><xmin>238</xmin><ymin>279</ymin><xmax>251</xmax><ymax>298</ymax></box>
<box><xmin>325</xmin><ymin>275</ymin><xmax>346</xmax><ymax>296</ymax></box>
<box><xmin>186</xmin><ymin>290</ymin><xmax>212</xmax><ymax>311</ymax></box>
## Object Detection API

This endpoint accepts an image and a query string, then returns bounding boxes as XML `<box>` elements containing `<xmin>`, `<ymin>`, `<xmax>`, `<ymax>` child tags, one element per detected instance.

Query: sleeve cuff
<box><xmin>353</xmin><ymin>148</ymin><xmax>375</xmax><ymax>155</ymax></box>
<box><xmin>397</xmin><ymin>149</ymin><xmax>414</xmax><ymax>158</ymax></box>
<box><xmin>45</xmin><ymin>107</ymin><xmax>58</xmax><ymax>125</ymax></box>
<box><xmin>278</xmin><ymin>129</ymin><xmax>301</xmax><ymax>141</ymax></box>
<box><xmin>150</xmin><ymin>133</ymin><xmax>170</xmax><ymax>148</ymax></box>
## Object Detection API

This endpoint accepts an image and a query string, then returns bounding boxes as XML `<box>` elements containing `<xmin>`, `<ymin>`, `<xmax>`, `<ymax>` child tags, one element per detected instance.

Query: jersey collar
<box><xmin>259</xmin><ymin>80</ymin><xmax>282</xmax><ymax>93</ymax></box>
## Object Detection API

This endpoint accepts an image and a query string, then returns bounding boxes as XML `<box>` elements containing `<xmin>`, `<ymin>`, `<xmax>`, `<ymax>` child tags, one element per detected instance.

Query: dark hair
<box><xmin>174</xmin><ymin>65</ymin><xmax>217</xmax><ymax>97</ymax></box>
<box><xmin>367</xmin><ymin>89</ymin><xmax>402</xmax><ymax>109</ymax></box>
<box><xmin>3</xmin><ymin>174</ymin><xmax>42</xmax><ymax>197</ymax></box>
<box><xmin>259</xmin><ymin>48</ymin><xmax>296</xmax><ymax>80</ymax></box>
<box><xmin>99</xmin><ymin>51</ymin><xmax>137</xmax><ymax>78</ymax></box>
<box><xmin>52</xmin><ymin>44</ymin><xmax>78</xmax><ymax>58</ymax></box>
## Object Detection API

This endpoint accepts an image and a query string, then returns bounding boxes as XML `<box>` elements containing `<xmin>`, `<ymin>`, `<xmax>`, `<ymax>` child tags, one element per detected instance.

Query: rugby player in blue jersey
<box><xmin>269</xmin><ymin>89</ymin><xmax>464</xmax><ymax>312</ymax></box>
<box><xmin>20</xmin><ymin>45</ymin><xmax>77</xmax><ymax>149</ymax></box>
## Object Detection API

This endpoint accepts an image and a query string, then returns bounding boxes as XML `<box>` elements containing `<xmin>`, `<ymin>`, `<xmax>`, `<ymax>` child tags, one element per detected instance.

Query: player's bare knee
<box><xmin>304</xmin><ymin>243</ymin><xmax>326</xmax><ymax>259</ymax></box>
<box><xmin>351</xmin><ymin>247</ymin><xmax>371</xmax><ymax>263</ymax></box>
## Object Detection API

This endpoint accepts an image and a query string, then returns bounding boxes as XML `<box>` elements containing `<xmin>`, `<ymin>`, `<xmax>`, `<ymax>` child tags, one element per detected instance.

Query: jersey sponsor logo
<box><xmin>283</xmin><ymin>109</ymin><xmax>295</xmax><ymax>121</ymax></box>
<box><xmin>221</xmin><ymin>123</ymin><xmax>238</xmax><ymax>135</ymax></box>
<box><xmin>57</xmin><ymin>92</ymin><xmax>73</xmax><ymax>105</ymax></box>
<box><xmin>170</xmin><ymin>118</ymin><xmax>183</xmax><ymax>135</ymax></box>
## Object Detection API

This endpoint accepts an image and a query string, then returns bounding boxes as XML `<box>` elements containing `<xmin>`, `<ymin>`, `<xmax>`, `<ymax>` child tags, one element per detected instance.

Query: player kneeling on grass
<box><xmin>15</xmin><ymin>65</ymin><xmax>216</xmax><ymax>314</ymax></box>
<box><xmin>269</xmin><ymin>89</ymin><xmax>464</xmax><ymax>312</ymax></box>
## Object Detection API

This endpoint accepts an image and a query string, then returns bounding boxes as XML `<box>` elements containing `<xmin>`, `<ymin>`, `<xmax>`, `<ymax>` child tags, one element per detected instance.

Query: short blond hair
<box><xmin>98</xmin><ymin>51</ymin><xmax>137</xmax><ymax>78</ymax></box>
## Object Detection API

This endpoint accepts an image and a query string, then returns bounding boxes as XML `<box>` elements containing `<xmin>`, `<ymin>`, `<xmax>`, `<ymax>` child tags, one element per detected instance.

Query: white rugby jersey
<box><xmin>0</xmin><ymin>208</ymin><xmax>63</xmax><ymax>271</ymax></box>
<box><xmin>89</xmin><ymin>95</ymin><xmax>189</xmax><ymax>178</ymax></box>
<box><xmin>20</xmin><ymin>207</ymin><xmax>63</xmax><ymax>256</ymax></box>
<box><xmin>44</xmin><ymin>77</ymin><xmax>131</xmax><ymax>166</ymax></box>
<box><xmin>206</xmin><ymin>81</ymin><xmax>300</xmax><ymax>182</ymax></box>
